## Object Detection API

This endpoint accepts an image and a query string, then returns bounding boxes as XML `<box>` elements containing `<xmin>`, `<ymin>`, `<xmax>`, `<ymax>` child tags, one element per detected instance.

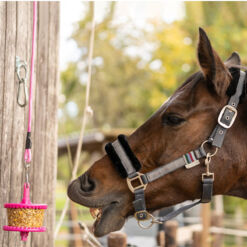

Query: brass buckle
<box><xmin>126</xmin><ymin>172</ymin><xmax>147</xmax><ymax>193</ymax></box>
<box><xmin>202</xmin><ymin>172</ymin><xmax>214</xmax><ymax>182</ymax></box>
<box><xmin>218</xmin><ymin>105</ymin><xmax>237</xmax><ymax>129</ymax></box>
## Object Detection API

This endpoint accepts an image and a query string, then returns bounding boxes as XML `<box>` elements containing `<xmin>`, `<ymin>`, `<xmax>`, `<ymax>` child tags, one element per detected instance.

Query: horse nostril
<box><xmin>79</xmin><ymin>172</ymin><xmax>95</xmax><ymax>193</ymax></box>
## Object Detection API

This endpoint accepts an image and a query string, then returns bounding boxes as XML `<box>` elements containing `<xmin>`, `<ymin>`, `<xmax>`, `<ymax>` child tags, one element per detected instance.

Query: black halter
<box><xmin>105</xmin><ymin>71</ymin><xmax>246</xmax><ymax>228</ymax></box>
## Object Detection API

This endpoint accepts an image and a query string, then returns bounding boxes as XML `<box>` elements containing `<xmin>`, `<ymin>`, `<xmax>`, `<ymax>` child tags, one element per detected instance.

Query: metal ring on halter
<box><xmin>137</xmin><ymin>213</ymin><xmax>156</xmax><ymax>229</ymax></box>
<box><xmin>201</xmin><ymin>140</ymin><xmax>218</xmax><ymax>157</ymax></box>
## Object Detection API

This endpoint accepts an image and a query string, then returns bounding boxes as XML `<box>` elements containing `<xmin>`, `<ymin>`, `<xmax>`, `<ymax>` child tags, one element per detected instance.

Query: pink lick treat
<box><xmin>3</xmin><ymin>183</ymin><xmax>47</xmax><ymax>241</ymax></box>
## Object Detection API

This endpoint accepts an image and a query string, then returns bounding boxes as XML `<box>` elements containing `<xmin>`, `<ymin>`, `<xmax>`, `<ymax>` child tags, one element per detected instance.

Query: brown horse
<box><xmin>68</xmin><ymin>28</ymin><xmax>247</xmax><ymax>237</ymax></box>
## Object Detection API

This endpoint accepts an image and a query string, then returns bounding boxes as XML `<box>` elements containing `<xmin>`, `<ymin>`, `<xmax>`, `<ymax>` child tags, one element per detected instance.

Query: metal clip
<box><xmin>16</xmin><ymin>56</ymin><xmax>28</xmax><ymax>107</ymax></box>
<box><xmin>136</xmin><ymin>212</ymin><xmax>157</xmax><ymax>229</ymax></box>
<box><xmin>202</xmin><ymin>153</ymin><xmax>214</xmax><ymax>181</ymax></box>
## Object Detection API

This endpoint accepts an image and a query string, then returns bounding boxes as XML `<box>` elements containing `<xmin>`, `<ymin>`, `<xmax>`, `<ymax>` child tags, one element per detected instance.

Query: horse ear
<box><xmin>225</xmin><ymin>52</ymin><xmax>241</xmax><ymax>66</ymax></box>
<box><xmin>197</xmin><ymin>27</ymin><xmax>231</xmax><ymax>97</ymax></box>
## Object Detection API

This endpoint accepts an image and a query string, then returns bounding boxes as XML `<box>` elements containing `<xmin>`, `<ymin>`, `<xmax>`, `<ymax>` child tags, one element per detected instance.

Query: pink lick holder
<box><xmin>3</xmin><ymin>2</ymin><xmax>48</xmax><ymax>242</ymax></box>
<box><xmin>3</xmin><ymin>183</ymin><xmax>47</xmax><ymax>241</ymax></box>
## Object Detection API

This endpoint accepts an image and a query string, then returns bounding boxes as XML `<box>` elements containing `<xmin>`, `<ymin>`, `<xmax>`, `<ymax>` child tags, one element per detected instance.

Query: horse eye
<box><xmin>162</xmin><ymin>114</ymin><xmax>185</xmax><ymax>126</ymax></box>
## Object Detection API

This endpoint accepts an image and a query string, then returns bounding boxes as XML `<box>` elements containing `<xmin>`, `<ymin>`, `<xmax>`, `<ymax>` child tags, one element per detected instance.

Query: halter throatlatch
<box><xmin>105</xmin><ymin>71</ymin><xmax>246</xmax><ymax>229</ymax></box>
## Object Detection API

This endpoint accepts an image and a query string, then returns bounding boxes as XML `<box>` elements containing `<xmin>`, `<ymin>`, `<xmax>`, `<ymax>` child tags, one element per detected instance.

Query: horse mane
<box><xmin>176</xmin><ymin>71</ymin><xmax>203</xmax><ymax>93</ymax></box>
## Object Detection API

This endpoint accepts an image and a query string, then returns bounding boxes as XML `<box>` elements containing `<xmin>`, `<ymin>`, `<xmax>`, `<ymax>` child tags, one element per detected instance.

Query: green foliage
<box><xmin>59</xmin><ymin>2</ymin><xmax>152</xmax><ymax>136</ymax></box>
<box><xmin>146</xmin><ymin>22</ymin><xmax>195</xmax><ymax>109</ymax></box>
<box><xmin>224</xmin><ymin>196</ymin><xmax>247</xmax><ymax>215</ymax></box>
<box><xmin>60</xmin><ymin>2</ymin><xmax>247</xmax><ymax>136</ymax></box>
<box><xmin>183</xmin><ymin>2</ymin><xmax>247</xmax><ymax>62</ymax></box>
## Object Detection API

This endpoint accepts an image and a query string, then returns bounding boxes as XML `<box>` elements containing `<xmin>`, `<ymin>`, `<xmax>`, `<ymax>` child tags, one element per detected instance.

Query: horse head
<box><xmin>68</xmin><ymin>28</ymin><xmax>247</xmax><ymax>237</ymax></box>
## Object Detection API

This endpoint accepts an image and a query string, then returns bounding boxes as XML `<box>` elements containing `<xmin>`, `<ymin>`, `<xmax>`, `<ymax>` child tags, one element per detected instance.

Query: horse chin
<box><xmin>67</xmin><ymin>179</ymin><xmax>126</xmax><ymax>237</ymax></box>
<box><xmin>93</xmin><ymin>203</ymin><xmax>125</xmax><ymax>237</ymax></box>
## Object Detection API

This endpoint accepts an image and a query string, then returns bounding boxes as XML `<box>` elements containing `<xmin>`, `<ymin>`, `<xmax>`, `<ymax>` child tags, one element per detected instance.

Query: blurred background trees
<box><xmin>60</xmin><ymin>2</ymin><xmax>247</xmax><ymax>137</ymax></box>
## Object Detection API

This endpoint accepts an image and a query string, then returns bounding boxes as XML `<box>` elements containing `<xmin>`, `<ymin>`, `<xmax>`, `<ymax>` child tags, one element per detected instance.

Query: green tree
<box><xmin>147</xmin><ymin>2</ymin><xmax>247</xmax><ymax>110</ymax></box>
<box><xmin>59</xmin><ymin>2</ymin><xmax>152</xmax><ymax>136</ymax></box>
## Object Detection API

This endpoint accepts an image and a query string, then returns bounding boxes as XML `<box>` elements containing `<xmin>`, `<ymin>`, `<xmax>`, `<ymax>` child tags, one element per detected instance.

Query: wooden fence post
<box><xmin>69</xmin><ymin>202</ymin><xmax>83</xmax><ymax>247</ymax></box>
<box><xmin>211</xmin><ymin>212</ymin><xmax>223</xmax><ymax>247</ymax></box>
<box><xmin>192</xmin><ymin>231</ymin><xmax>202</xmax><ymax>247</ymax></box>
<box><xmin>201</xmin><ymin>203</ymin><xmax>211</xmax><ymax>247</ymax></box>
<box><xmin>108</xmin><ymin>232</ymin><xmax>127</xmax><ymax>247</ymax></box>
<box><xmin>165</xmin><ymin>220</ymin><xmax>178</xmax><ymax>247</ymax></box>
<box><xmin>157</xmin><ymin>230</ymin><xmax>165</xmax><ymax>247</ymax></box>
<box><xmin>0</xmin><ymin>2</ymin><xmax>59</xmax><ymax>247</ymax></box>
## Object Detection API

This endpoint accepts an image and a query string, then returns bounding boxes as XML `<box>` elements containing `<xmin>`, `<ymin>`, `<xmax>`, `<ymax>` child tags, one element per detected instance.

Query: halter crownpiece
<box><xmin>105</xmin><ymin>70</ymin><xmax>246</xmax><ymax>229</ymax></box>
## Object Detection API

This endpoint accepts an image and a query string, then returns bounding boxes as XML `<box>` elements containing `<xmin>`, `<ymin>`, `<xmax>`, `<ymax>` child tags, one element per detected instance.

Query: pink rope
<box><xmin>24</xmin><ymin>2</ymin><xmax>37</xmax><ymax>163</ymax></box>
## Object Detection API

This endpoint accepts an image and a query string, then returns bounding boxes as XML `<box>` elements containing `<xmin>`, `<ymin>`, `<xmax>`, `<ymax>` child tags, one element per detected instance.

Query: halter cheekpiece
<box><xmin>105</xmin><ymin>70</ymin><xmax>246</xmax><ymax>229</ymax></box>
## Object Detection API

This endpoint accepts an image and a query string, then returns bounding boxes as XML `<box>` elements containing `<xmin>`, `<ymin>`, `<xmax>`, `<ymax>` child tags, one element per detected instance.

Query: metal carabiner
<box><xmin>16</xmin><ymin>56</ymin><xmax>28</xmax><ymax>107</ymax></box>
<box><xmin>17</xmin><ymin>78</ymin><xmax>28</xmax><ymax>107</ymax></box>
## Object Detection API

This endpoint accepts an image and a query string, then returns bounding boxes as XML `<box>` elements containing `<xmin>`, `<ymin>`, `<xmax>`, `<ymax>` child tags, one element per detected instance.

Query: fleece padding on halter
<box><xmin>105</xmin><ymin>143</ymin><xmax>128</xmax><ymax>178</ymax></box>
<box><xmin>117</xmin><ymin>135</ymin><xmax>142</xmax><ymax>171</ymax></box>
<box><xmin>105</xmin><ymin>135</ymin><xmax>141</xmax><ymax>178</ymax></box>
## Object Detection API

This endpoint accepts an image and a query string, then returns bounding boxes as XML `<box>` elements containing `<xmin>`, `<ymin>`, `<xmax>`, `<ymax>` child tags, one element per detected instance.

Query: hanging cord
<box><xmin>79</xmin><ymin>222</ymin><xmax>102</xmax><ymax>247</ymax></box>
<box><xmin>24</xmin><ymin>1</ymin><xmax>37</xmax><ymax>184</ymax></box>
<box><xmin>55</xmin><ymin>2</ymin><xmax>96</xmax><ymax>239</ymax></box>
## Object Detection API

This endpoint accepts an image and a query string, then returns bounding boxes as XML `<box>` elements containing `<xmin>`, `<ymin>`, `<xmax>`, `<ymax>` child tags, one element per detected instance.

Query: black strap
<box><xmin>134</xmin><ymin>168</ymin><xmax>214</xmax><ymax>222</ymax></box>
<box><xmin>154</xmin><ymin>177</ymin><xmax>213</xmax><ymax>223</ymax></box>
<box><xmin>108</xmin><ymin>139</ymin><xmax>206</xmax><ymax>182</ymax></box>
<box><xmin>155</xmin><ymin>200</ymin><xmax>201</xmax><ymax>223</ymax></box>
<box><xmin>144</xmin><ymin>147</ymin><xmax>206</xmax><ymax>183</ymax></box>
<box><xmin>201</xmin><ymin>177</ymin><xmax>214</xmax><ymax>203</ymax></box>
<box><xmin>209</xmin><ymin>71</ymin><xmax>245</xmax><ymax>148</ymax></box>
<box><xmin>106</xmin><ymin>138</ymin><xmax>208</xmax><ymax>221</ymax></box>
<box><xmin>25</xmin><ymin>131</ymin><xmax>32</xmax><ymax>149</ymax></box>
<box><xmin>133</xmin><ymin>189</ymin><xmax>149</xmax><ymax>220</ymax></box>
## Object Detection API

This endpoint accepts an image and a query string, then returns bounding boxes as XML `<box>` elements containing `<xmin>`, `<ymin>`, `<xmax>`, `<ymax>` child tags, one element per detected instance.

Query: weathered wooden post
<box><xmin>165</xmin><ymin>220</ymin><xmax>178</xmax><ymax>247</ymax></box>
<box><xmin>211</xmin><ymin>195</ymin><xmax>224</xmax><ymax>247</ymax></box>
<box><xmin>192</xmin><ymin>231</ymin><xmax>202</xmax><ymax>247</ymax></box>
<box><xmin>108</xmin><ymin>232</ymin><xmax>127</xmax><ymax>247</ymax></box>
<box><xmin>201</xmin><ymin>203</ymin><xmax>211</xmax><ymax>247</ymax></box>
<box><xmin>211</xmin><ymin>212</ymin><xmax>223</xmax><ymax>247</ymax></box>
<box><xmin>235</xmin><ymin>206</ymin><xmax>244</xmax><ymax>246</ymax></box>
<box><xmin>69</xmin><ymin>202</ymin><xmax>83</xmax><ymax>247</ymax></box>
<box><xmin>0</xmin><ymin>2</ymin><xmax>59</xmax><ymax>247</ymax></box>
<box><xmin>157</xmin><ymin>230</ymin><xmax>165</xmax><ymax>247</ymax></box>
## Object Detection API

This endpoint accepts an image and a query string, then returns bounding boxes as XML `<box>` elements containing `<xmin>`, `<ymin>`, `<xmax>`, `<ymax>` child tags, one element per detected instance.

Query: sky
<box><xmin>59</xmin><ymin>1</ymin><xmax>184</xmax><ymax>71</ymax></box>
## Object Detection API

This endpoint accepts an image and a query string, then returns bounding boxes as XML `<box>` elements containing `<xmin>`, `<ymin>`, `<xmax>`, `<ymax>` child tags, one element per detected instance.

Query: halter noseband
<box><xmin>105</xmin><ymin>71</ymin><xmax>246</xmax><ymax>229</ymax></box>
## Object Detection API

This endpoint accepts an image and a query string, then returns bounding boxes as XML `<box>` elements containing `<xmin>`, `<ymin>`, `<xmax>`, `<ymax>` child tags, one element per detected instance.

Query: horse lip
<box><xmin>68</xmin><ymin>178</ymin><xmax>127</xmax><ymax>236</ymax></box>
